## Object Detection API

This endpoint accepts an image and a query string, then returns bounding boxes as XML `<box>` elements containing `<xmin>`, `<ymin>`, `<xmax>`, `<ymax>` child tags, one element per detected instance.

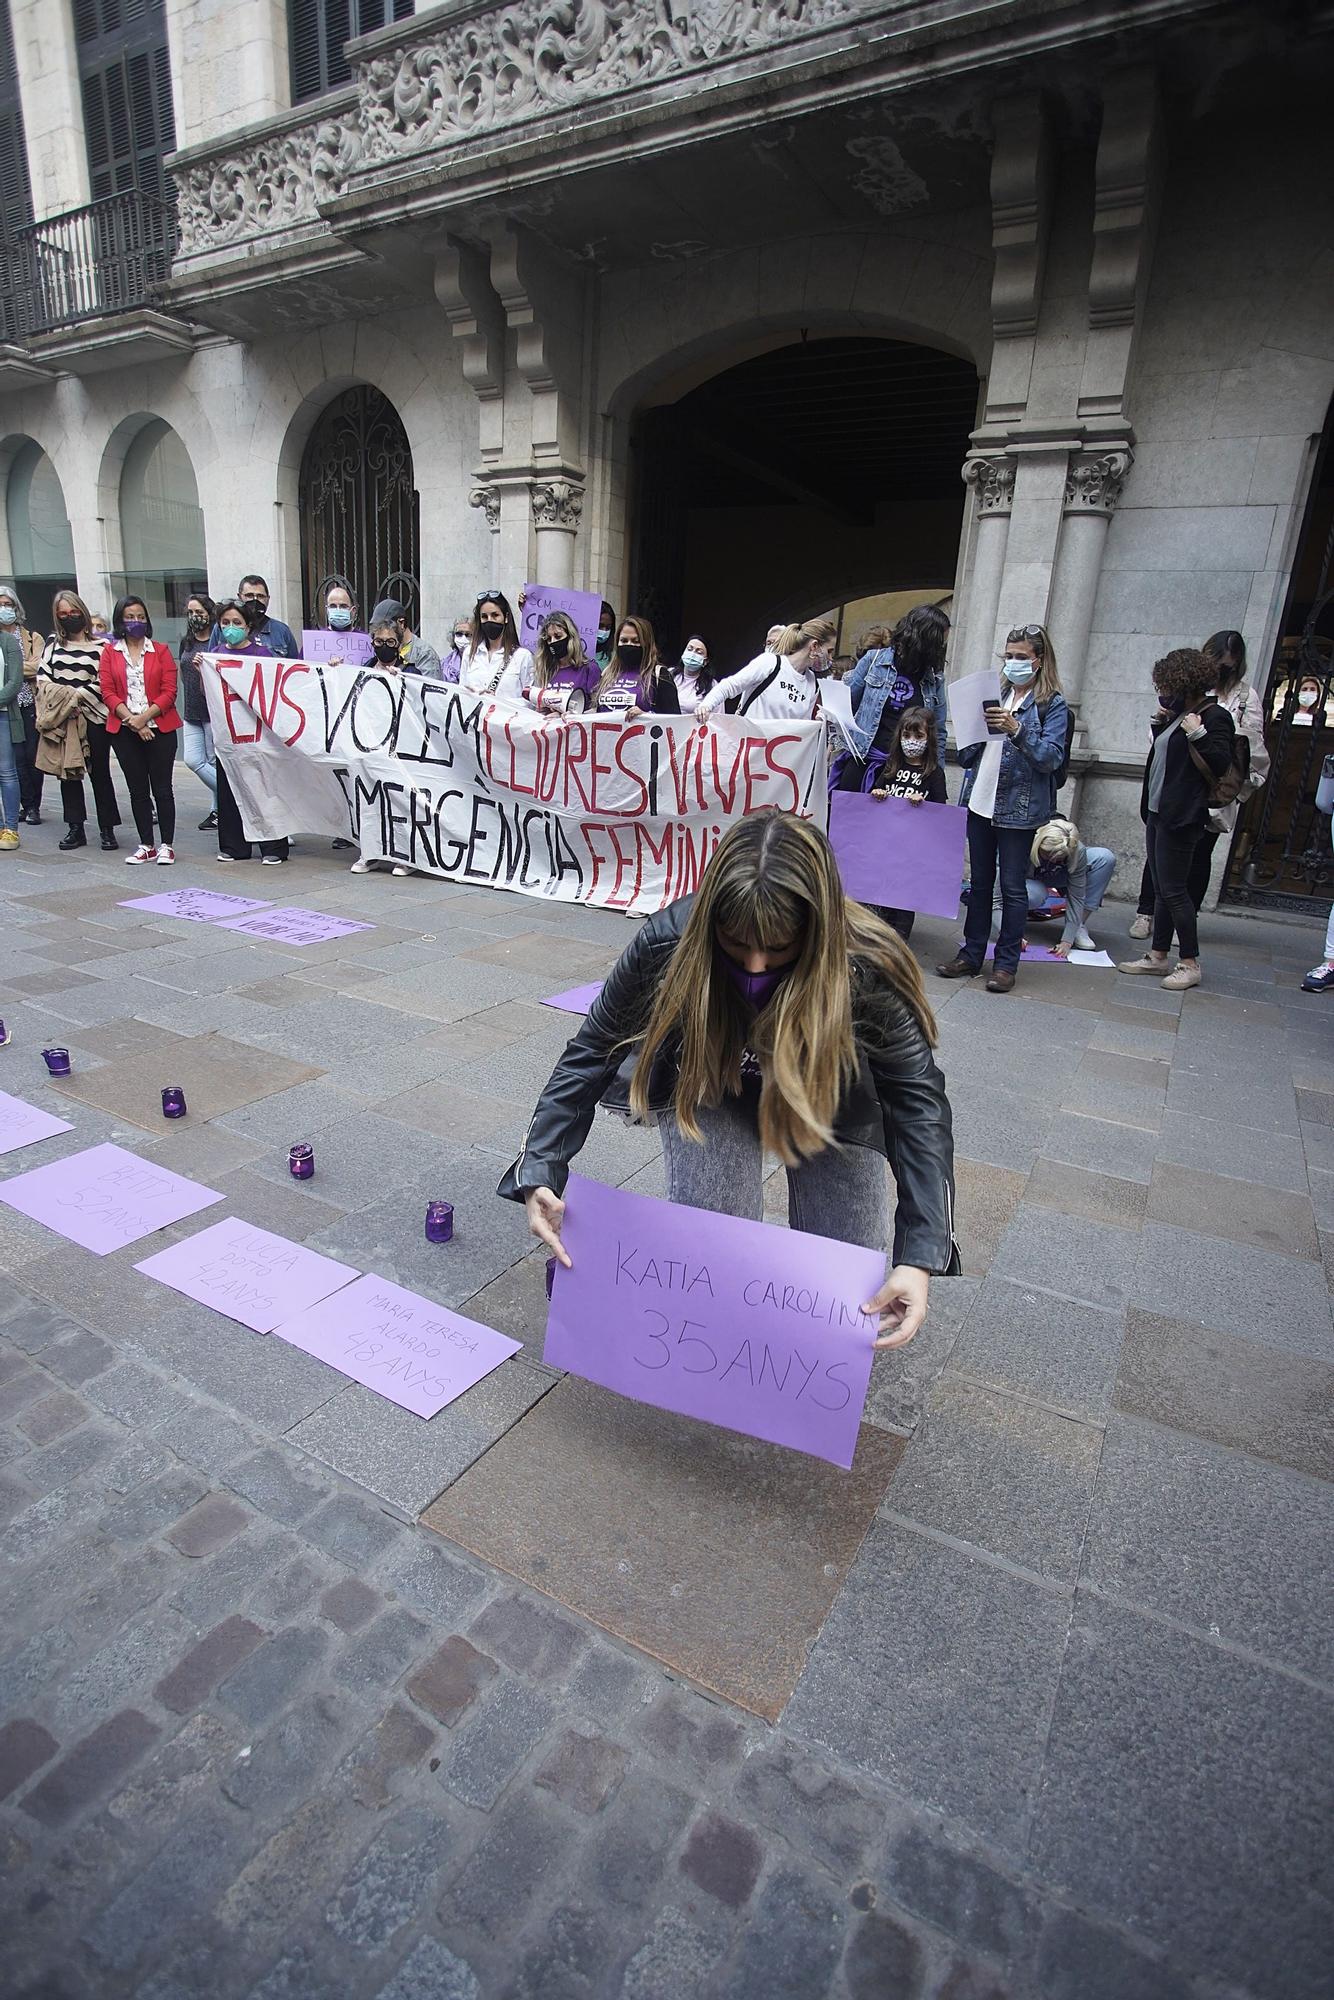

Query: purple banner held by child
<box><xmin>829</xmin><ymin>791</ymin><xmax>967</xmax><ymax>920</ymax></box>
<box><xmin>544</xmin><ymin>1174</ymin><xmax>883</xmax><ymax>1468</ymax></box>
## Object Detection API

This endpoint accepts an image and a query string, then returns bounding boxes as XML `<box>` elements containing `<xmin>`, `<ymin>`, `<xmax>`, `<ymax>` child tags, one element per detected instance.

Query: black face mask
<box><xmin>242</xmin><ymin>599</ymin><xmax>266</xmax><ymax>628</ymax></box>
<box><xmin>617</xmin><ymin>642</ymin><xmax>643</xmax><ymax>671</ymax></box>
<box><xmin>1157</xmin><ymin>691</ymin><xmax>1185</xmax><ymax>716</ymax></box>
<box><xmin>58</xmin><ymin>612</ymin><xmax>85</xmax><ymax>637</ymax></box>
<box><xmin>188</xmin><ymin>611</ymin><xmax>210</xmax><ymax>631</ymax></box>
<box><xmin>480</xmin><ymin>620</ymin><xmax>504</xmax><ymax>641</ymax></box>
<box><xmin>548</xmin><ymin>635</ymin><xmax>569</xmax><ymax>660</ymax></box>
<box><xmin>372</xmin><ymin>639</ymin><xmax>400</xmax><ymax>664</ymax></box>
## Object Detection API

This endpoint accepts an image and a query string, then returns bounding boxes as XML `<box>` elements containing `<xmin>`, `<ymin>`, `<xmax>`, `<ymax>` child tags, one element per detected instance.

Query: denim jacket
<box><xmin>846</xmin><ymin>647</ymin><xmax>947</xmax><ymax>757</ymax></box>
<box><xmin>958</xmin><ymin>690</ymin><xmax>1068</xmax><ymax>829</ymax></box>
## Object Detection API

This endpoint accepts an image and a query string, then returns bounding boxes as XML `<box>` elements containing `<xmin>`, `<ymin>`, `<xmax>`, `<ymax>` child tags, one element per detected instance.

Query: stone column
<box><xmin>468</xmin><ymin>483</ymin><xmax>502</xmax><ymax>577</ymax></box>
<box><xmin>959</xmin><ymin>455</ymin><xmax>1016</xmax><ymax>675</ymax></box>
<box><xmin>530</xmin><ymin>478</ymin><xmax>584</xmax><ymax>588</ymax></box>
<box><xmin>10</xmin><ymin>0</ymin><xmax>90</xmax><ymax>218</ymax></box>
<box><xmin>1047</xmin><ymin>448</ymin><xmax>1133</xmax><ymax>706</ymax></box>
<box><xmin>166</xmin><ymin>0</ymin><xmax>292</xmax><ymax>152</ymax></box>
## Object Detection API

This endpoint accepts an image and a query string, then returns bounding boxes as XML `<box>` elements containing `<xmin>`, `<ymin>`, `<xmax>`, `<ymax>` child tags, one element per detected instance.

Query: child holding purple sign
<box><xmin>500</xmin><ymin>812</ymin><xmax>960</xmax><ymax>1350</ymax></box>
<box><xmin>840</xmin><ymin>706</ymin><xmax>947</xmax><ymax>942</ymax></box>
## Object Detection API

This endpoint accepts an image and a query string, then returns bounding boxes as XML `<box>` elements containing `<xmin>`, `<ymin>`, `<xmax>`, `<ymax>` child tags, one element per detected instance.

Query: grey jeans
<box><xmin>659</xmin><ymin>1092</ymin><xmax>889</xmax><ymax>1249</ymax></box>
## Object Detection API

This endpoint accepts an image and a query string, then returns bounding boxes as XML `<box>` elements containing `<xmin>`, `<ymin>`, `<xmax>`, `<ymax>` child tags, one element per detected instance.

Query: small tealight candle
<box><xmin>425</xmin><ymin>1200</ymin><xmax>454</xmax><ymax>1244</ymax></box>
<box><xmin>289</xmin><ymin>1143</ymin><xmax>314</xmax><ymax>1180</ymax></box>
<box><xmin>42</xmin><ymin>1047</ymin><xmax>71</xmax><ymax>1076</ymax></box>
<box><xmin>161</xmin><ymin>1086</ymin><xmax>187</xmax><ymax>1119</ymax></box>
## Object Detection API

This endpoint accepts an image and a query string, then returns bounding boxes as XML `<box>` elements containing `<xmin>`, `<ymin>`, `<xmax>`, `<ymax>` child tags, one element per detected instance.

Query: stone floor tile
<box><xmin>1165</xmin><ymin>1065</ymin><xmax>1299</xmax><ymax>1134</ymax></box>
<box><xmin>1152</xmin><ymin>1107</ymin><xmax>1311</xmax><ymax>1192</ymax></box>
<box><xmin>458</xmin><ymin>1250</ymin><xmax>554</xmax><ymax>1363</ymax></box>
<box><xmin>1058</xmin><ymin>1073</ymin><xmax>1164</xmax><ymax>1132</ymax></box>
<box><xmin>1029</xmin><ymin>1592</ymin><xmax>1334</xmax><ymax>1999</ymax></box>
<box><xmin>886</xmin><ymin>1376</ymin><xmax>1103</xmax><ymax>1582</ymax></box>
<box><xmin>1145</xmin><ymin>1160</ymin><xmax>1319</xmax><ymax>1259</ymax></box>
<box><xmin>949</xmin><ymin>1087</ymin><xmax>1054</xmax><ymax>1175</ymax></box>
<box><xmin>989</xmin><ymin>1208</ymin><xmax>1141</xmax><ymax>1313</ymax></box>
<box><xmin>951</xmin><ymin>1279</ymin><xmax>1125</xmax><ymax>1422</ymax></box>
<box><xmin>1131</xmin><ymin>1222</ymin><xmax>1333</xmax><ymax>1361</ymax></box>
<box><xmin>952</xmin><ymin>1159</ymin><xmax>1029</xmax><ymax>1280</ymax></box>
<box><xmin>49</xmin><ymin>1033</ymin><xmax>325</xmax><ymax>1131</ymax></box>
<box><xmin>1024</xmin><ymin>1158</ymin><xmax>1148</xmax><ymax>1229</ymax></box>
<box><xmin>863</xmin><ymin>1275</ymin><xmax>979</xmax><ymax>1435</ymax></box>
<box><xmin>785</xmin><ymin>1519</ymin><xmax>1071</xmax><ymax>1856</ymax></box>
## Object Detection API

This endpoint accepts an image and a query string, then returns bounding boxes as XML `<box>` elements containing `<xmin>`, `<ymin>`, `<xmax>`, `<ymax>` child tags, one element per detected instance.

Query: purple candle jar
<box><xmin>545</xmin><ymin>1256</ymin><xmax>557</xmax><ymax>1301</ymax></box>
<box><xmin>0</xmin><ymin>1018</ymin><xmax>10</xmax><ymax>1046</ymax></box>
<box><xmin>425</xmin><ymin>1200</ymin><xmax>454</xmax><ymax>1244</ymax></box>
<box><xmin>42</xmin><ymin>1047</ymin><xmax>71</xmax><ymax>1077</ymax></box>
<box><xmin>161</xmin><ymin>1086</ymin><xmax>187</xmax><ymax>1119</ymax></box>
<box><xmin>289</xmin><ymin>1143</ymin><xmax>315</xmax><ymax>1180</ymax></box>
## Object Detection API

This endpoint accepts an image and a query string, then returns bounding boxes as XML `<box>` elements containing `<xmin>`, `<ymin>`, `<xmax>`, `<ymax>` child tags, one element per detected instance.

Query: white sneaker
<box><xmin>1161</xmin><ymin>962</ymin><xmax>1201</xmax><ymax>991</ymax></box>
<box><xmin>1129</xmin><ymin>914</ymin><xmax>1152</xmax><ymax>939</ymax></box>
<box><xmin>1072</xmin><ymin>929</ymin><xmax>1096</xmax><ymax>951</ymax></box>
<box><xmin>260</xmin><ymin>854</ymin><xmax>285</xmax><ymax>865</ymax></box>
<box><xmin>349</xmin><ymin>858</ymin><xmax>373</xmax><ymax>874</ymax></box>
<box><xmin>126</xmin><ymin>845</ymin><xmax>157</xmax><ymax>864</ymax></box>
<box><xmin>156</xmin><ymin>846</ymin><xmax>176</xmax><ymax>865</ymax></box>
<box><xmin>391</xmin><ymin>865</ymin><xmax>412</xmax><ymax>877</ymax></box>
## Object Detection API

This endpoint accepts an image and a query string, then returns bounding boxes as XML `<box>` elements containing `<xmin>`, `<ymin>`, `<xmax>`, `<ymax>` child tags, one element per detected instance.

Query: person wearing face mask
<box><xmin>344</xmin><ymin>621</ymin><xmax>418</xmax><ymax>877</ymax></box>
<box><xmin>0</xmin><ymin>585</ymin><xmax>44</xmax><ymax>827</ymax></box>
<box><xmin>36</xmin><ymin>591</ymin><xmax>121</xmax><ymax>851</ymax></box>
<box><xmin>1118</xmin><ymin>647</ymin><xmax>1235</xmax><ymax>992</ymax></box>
<box><xmin>501</xmin><ymin>811</ymin><xmax>959</xmax><ymax>1350</ymax></box>
<box><xmin>317</xmin><ymin>579</ymin><xmax>362</xmax><ymax>669</ymax></box>
<box><xmin>442</xmin><ymin>612</ymin><xmax>473</xmax><ymax>685</ymax></box>
<box><xmin>211</xmin><ymin>598</ymin><xmax>289</xmax><ymax>866</ymax></box>
<box><xmin>527</xmin><ymin>613</ymin><xmax>600</xmax><ymax>715</ymax></box>
<box><xmin>1291</xmin><ymin>674</ymin><xmax>1328</xmax><ymax>726</ymax></box>
<box><xmin>595</xmin><ymin>602</ymin><xmax>617</xmax><ymax>673</ymax></box>
<box><xmin>599</xmin><ymin>616</ymin><xmax>680</xmax><ymax>715</ymax></box>
<box><xmin>694</xmin><ymin>621</ymin><xmax>827</xmax><ymax>723</ymax></box>
<box><xmin>938</xmin><ymin>623</ymin><xmax>1069</xmax><ymax>994</ymax></box>
<box><xmin>209</xmin><ymin>575</ymin><xmax>298</xmax><ymax>658</ymax></box>
<box><xmin>98</xmin><ymin>597</ymin><xmax>181</xmax><ymax>865</ymax></box>
<box><xmin>845</xmin><ymin>604</ymin><xmax>950</xmax><ymax>768</ymax></box>
<box><xmin>848</xmin><ymin>706</ymin><xmax>949</xmax><ymax>943</ymax></box>
<box><xmin>1028</xmin><ymin>817</ymin><xmax>1116</xmax><ymax>956</ymax></box>
<box><xmin>460</xmin><ymin>593</ymin><xmax>531</xmax><ymax>703</ymax></box>
<box><xmin>367</xmin><ymin>597</ymin><xmax>442</xmax><ymax>679</ymax></box>
<box><xmin>177</xmin><ymin>592</ymin><xmax>219</xmax><ymax>831</ymax></box>
<box><xmin>673</xmin><ymin>634</ymin><xmax>718</xmax><ymax>715</ymax></box>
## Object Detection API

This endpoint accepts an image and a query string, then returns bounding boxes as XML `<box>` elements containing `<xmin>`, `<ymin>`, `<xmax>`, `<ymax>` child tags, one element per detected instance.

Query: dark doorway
<box><xmin>298</xmin><ymin>385</ymin><xmax>420</xmax><ymax>625</ymax></box>
<box><xmin>628</xmin><ymin>335</ymin><xmax>978</xmax><ymax>668</ymax></box>
<box><xmin>1224</xmin><ymin>397</ymin><xmax>1334</xmax><ymax>912</ymax></box>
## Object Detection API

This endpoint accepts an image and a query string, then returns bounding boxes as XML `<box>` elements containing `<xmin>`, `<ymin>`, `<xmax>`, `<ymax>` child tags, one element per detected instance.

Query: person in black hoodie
<box><xmin>1118</xmin><ymin>647</ymin><xmax>1235</xmax><ymax>992</ymax></box>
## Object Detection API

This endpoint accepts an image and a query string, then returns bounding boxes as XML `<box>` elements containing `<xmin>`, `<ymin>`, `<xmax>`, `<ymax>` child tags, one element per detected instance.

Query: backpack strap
<box><xmin>738</xmin><ymin>654</ymin><xmax>783</xmax><ymax>715</ymax></box>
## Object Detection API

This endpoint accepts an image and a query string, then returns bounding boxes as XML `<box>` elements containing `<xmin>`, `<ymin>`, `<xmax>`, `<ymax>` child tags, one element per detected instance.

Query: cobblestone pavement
<box><xmin>1</xmin><ymin>783</ymin><xmax>1332</xmax><ymax>2000</ymax></box>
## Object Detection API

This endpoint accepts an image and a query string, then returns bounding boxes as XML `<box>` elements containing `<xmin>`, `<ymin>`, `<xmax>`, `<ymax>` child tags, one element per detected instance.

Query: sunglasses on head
<box><xmin>1006</xmin><ymin>626</ymin><xmax>1044</xmax><ymax>649</ymax></box>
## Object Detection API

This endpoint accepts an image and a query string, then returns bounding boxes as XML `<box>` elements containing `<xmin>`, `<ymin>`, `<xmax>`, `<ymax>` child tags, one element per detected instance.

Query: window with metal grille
<box><xmin>288</xmin><ymin>0</ymin><xmax>413</xmax><ymax>105</ymax></box>
<box><xmin>74</xmin><ymin>0</ymin><xmax>175</xmax><ymax>202</ymax></box>
<box><xmin>0</xmin><ymin>0</ymin><xmax>34</xmax><ymax>235</ymax></box>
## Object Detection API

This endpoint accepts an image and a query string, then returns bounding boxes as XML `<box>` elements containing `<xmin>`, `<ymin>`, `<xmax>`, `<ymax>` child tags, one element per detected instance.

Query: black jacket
<box><xmin>1140</xmin><ymin>701</ymin><xmax>1236</xmax><ymax>831</ymax></box>
<box><xmin>497</xmin><ymin>898</ymin><xmax>960</xmax><ymax>1274</ymax></box>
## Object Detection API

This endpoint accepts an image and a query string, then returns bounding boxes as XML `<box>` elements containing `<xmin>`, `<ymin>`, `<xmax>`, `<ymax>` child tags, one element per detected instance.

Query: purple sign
<box><xmin>519</xmin><ymin>583</ymin><xmax>603</xmax><ymax>664</ymax></box>
<box><xmin>541</xmin><ymin>982</ymin><xmax>604</xmax><ymax>1015</ymax></box>
<box><xmin>829</xmin><ymin>792</ymin><xmax>967</xmax><ymax>920</ymax></box>
<box><xmin>119</xmin><ymin>888</ymin><xmax>274</xmax><ymax>922</ymax></box>
<box><xmin>0</xmin><ymin>1089</ymin><xmax>73</xmax><ymax>1157</ymax></box>
<box><xmin>214</xmin><ymin>906</ymin><xmax>375</xmax><ymax>946</ymax></box>
<box><xmin>270</xmin><ymin>1272</ymin><xmax>521</xmax><ymax>1418</ymax></box>
<box><xmin>135</xmin><ymin>1217</ymin><xmax>359</xmax><ymax>1334</ymax></box>
<box><xmin>301</xmin><ymin>628</ymin><xmax>376</xmax><ymax>666</ymax></box>
<box><xmin>0</xmin><ymin>1142</ymin><xmax>221</xmax><ymax>1254</ymax></box>
<box><xmin>544</xmin><ymin>1174</ymin><xmax>881</xmax><ymax>1468</ymax></box>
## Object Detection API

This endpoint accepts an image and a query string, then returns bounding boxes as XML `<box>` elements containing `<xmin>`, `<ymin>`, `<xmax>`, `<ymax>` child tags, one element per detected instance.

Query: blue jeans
<box><xmin>0</xmin><ymin>723</ymin><xmax>19</xmax><ymax>830</ymax></box>
<box><xmin>182</xmin><ymin>720</ymin><xmax>217</xmax><ymax>800</ymax></box>
<box><xmin>963</xmin><ymin>813</ymin><xmax>1034</xmax><ymax>973</ymax></box>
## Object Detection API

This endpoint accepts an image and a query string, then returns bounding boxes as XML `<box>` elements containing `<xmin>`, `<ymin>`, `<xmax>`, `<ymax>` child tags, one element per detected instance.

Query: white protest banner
<box><xmin>201</xmin><ymin>657</ymin><xmax>827</xmax><ymax>915</ymax></box>
<box><xmin>946</xmin><ymin>668</ymin><xmax>998</xmax><ymax>750</ymax></box>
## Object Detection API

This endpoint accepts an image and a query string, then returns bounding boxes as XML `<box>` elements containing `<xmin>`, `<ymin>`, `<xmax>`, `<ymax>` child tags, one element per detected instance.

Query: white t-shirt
<box><xmin>460</xmin><ymin>643</ymin><xmax>531</xmax><ymax>705</ymax></box>
<box><xmin>696</xmin><ymin>650</ymin><xmax>821</xmax><ymax>723</ymax></box>
<box><xmin>967</xmin><ymin>686</ymin><xmax>1023</xmax><ymax>821</ymax></box>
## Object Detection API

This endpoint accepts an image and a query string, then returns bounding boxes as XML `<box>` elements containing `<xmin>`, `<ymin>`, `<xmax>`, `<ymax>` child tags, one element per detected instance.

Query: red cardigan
<box><xmin>99</xmin><ymin>640</ymin><xmax>181</xmax><ymax>734</ymax></box>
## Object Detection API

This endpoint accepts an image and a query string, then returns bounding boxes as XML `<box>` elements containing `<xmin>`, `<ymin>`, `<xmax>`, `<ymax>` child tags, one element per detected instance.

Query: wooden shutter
<box><xmin>75</xmin><ymin>0</ymin><xmax>174</xmax><ymax>202</ymax></box>
<box><xmin>0</xmin><ymin>0</ymin><xmax>34</xmax><ymax>235</ymax></box>
<box><xmin>289</xmin><ymin>0</ymin><xmax>410</xmax><ymax>104</ymax></box>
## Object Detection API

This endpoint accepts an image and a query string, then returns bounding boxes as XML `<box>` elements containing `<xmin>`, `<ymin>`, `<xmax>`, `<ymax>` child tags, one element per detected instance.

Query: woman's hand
<box><xmin>864</xmin><ymin>1265</ymin><xmax>929</xmax><ymax>1348</ymax></box>
<box><xmin>908</xmin><ymin>792</ymin><xmax>926</xmax><ymax>806</ymax></box>
<box><xmin>524</xmin><ymin>1186</ymin><xmax>570</xmax><ymax>1267</ymax></box>
<box><xmin>870</xmin><ymin>788</ymin><xmax>889</xmax><ymax>801</ymax></box>
<box><xmin>1181</xmin><ymin>711</ymin><xmax>1203</xmax><ymax>736</ymax></box>
<box><xmin>992</xmin><ymin>709</ymin><xmax>1019</xmax><ymax>737</ymax></box>
<box><xmin>1051</xmin><ymin>941</ymin><xmax>1072</xmax><ymax>959</ymax></box>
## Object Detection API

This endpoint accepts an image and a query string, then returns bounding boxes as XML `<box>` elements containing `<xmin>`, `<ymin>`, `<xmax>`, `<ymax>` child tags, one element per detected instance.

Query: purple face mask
<box><xmin>718</xmin><ymin>955</ymin><xmax>790</xmax><ymax>1009</ymax></box>
<box><xmin>123</xmin><ymin>617</ymin><xmax>148</xmax><ymax>640</ymax></box>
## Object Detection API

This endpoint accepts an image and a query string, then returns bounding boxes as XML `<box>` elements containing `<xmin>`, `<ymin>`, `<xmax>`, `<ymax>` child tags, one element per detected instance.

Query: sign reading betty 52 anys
<box><xmin>202</xmin><ymin>656</ymin><xmax>827</xmax><ymax>914</ymax></box>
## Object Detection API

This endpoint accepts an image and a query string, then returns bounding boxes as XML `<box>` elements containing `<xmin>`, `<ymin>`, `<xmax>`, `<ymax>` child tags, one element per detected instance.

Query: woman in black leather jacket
<box><xmin>498</xmin><ymin>812</ymin><xmax>959</xmax><ymax>1349</ymax></box>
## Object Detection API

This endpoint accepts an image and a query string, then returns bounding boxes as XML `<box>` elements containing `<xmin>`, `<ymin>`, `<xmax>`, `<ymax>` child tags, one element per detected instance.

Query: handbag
<box><xmin>1316</xmin><ymin>753</ymin><xmax>1334</xmax><ymax>816</ymax></box>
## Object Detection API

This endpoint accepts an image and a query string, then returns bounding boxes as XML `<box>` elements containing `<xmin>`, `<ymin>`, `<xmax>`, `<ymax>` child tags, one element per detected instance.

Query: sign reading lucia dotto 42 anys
<box><xmin>201</xmin><ymin>656</ymin><xmax>828</xmax><ymax>914</ymax></box>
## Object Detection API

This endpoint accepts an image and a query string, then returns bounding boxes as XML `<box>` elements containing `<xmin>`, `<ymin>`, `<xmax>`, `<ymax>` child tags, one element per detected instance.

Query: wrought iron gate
<box><xmin>298</xmin><ymin>386</ymin><xmax>420</xmax><ymax>625</ymax></box>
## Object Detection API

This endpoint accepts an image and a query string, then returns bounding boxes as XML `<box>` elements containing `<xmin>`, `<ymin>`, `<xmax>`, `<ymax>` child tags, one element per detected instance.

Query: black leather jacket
<box><xmin>497</xmin><ymin>898</ymin><xmax>960</xmax><ymax>1274</ymax></box>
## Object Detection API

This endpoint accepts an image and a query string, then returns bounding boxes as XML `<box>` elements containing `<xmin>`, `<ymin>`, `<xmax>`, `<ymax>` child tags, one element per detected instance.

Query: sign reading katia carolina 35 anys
<box><xmin>201</xmin><ymin>657</ymin><xmax>827</xmax><ymax>914</ymax></box>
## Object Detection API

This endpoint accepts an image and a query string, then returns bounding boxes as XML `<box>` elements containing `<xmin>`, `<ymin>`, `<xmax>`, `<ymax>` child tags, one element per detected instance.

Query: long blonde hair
<box><xmin>533</xmin><ymin>612</ymin><xmax>589</xmax><ymax>689</ymax></box>
<box><xmin>772</xmin><ymin>618</ymin><xmax>833</xmax><ymax>661</ymax></box>
<box><xmin>1004</xmin><ymin>623</ymin><xmax>1061</xmax><ymax>703</ymax></box>
<box><xmin>628</xmin><ymin>813</ymin><xmax>936</xmax><ymax>1165</ymax></box>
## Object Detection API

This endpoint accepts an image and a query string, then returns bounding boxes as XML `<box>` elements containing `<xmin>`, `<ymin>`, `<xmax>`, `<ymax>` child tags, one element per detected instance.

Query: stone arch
<box><xmin>0</xmin><ymin>431</ymin><xmax>77</xmax><ymax>621</ymax></box>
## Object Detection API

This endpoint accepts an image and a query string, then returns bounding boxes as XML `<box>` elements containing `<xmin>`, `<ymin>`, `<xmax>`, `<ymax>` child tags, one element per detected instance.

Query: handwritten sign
<box><xmin>945</xmin><ymin>668</ymin><xmax>998</xmax><ymax>750</ymax></box>
<box><xmin>214</xmin><ymin>907</ymin><xmax>375</xmax><ymax>946</ymax></box>
<box><xmin>119</xmin><ymin>888</ymin><xmax>275</xmax><ymax>922</ymax></box>
<box><xmin>135</xmin><ymin>1217</ymin><xmax>359</xmax><ymax>1333</ymax></box>
<box><xmin>301</xmin><ymin>627</ymin><xmax>375</xmax><ymax>666</ymax></box>
<box><xmin>541</xmin><ymin>982</ymin><xmax>604</xmax><ymax>1015</ymax></box>
<box><xmin>544</xmin><ymin>1174</ymin><xmax>882</xmax><ymax>1468</ymax></box>
<box><xmin>270</xmin><ymin>1272</ymin><xmax>521</xmax><ymax>1418</ymax></box>
<box><xmin>0</xmin><ymin>1142</ymin><xmax>221</xmax><ymax>1254</ymax></box>
<box><xmin>519</xmin><ymin>583</ymin><xmax>603</xmax><ymax>663</ymax></box>
<box><xmin>0</xmin><ymin>1090</ymin><xmax>73</xmax><ymax>1157</ymax></box>
<box><xmin>829</xmin><ymin>791</ymin><xmax>967</xmax><ymax>920</ymax></box>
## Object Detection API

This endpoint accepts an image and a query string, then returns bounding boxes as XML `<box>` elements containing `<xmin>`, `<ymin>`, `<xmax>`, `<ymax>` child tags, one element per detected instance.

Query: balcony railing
<box><xmin>0</xmin><ymin>189</ymin><xmax>179</xmax><ymax>343</ymax></box>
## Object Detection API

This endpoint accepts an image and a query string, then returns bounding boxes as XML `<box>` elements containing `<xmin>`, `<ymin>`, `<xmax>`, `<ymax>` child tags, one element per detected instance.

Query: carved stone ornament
<box><xmin>1064</xmin><ymin>449</ymin><xmax>1133</xmax><ymax>514</ymax></box>
<box><xmin>175</xmin><ymin>110</ymin><xmax>365</xmax><ymax>255</ymax></box>
<box><xmin>469</xmin><ymin>485</ymin><xmax>502</xmax><ymax>529</ymax></box>
<box><xmin>962</xmin><ymin>455</ymin><xmax>1017</xmax><ymax>515</ymax></box>
<box><xmin>530</xmin><ymin>478</ymin><xmax>584</xmax><ymax>529</ymax></box>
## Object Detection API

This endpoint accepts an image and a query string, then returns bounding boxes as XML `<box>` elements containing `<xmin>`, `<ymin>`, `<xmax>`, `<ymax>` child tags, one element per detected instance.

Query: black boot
<box><xmin>59</xmin><ymin>824</ymin><xmax>87</xmax><ymax>850</ymax></box>
<box><xmin>100</xmin><ymin>828</ymin><xmax>118</xmax><ymax>852</ymax></box>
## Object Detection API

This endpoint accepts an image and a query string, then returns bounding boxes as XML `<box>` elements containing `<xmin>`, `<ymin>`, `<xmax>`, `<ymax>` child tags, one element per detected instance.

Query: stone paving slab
<box><xmin>48</xmin><ymin>1033</ymin><xmax>326</xmax><ymax>1130</ymax></box>
<box><xmin>423</xmin><ymin>1376</ymin><xmax>904</xmax><ymax>1720</ymax></box>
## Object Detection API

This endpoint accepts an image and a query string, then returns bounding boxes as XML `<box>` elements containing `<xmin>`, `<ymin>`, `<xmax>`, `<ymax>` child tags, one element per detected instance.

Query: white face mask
<box><xmin>900</xmin><ymin>737</ymin><xmax>927</xmax><ymax>757</ymax></box>
<box><xmin>1298</xmin><ymin>689</ymin><xmax>1319</xmax><ymax>708</ymax></box>
<box><xmin>682</xmin><ymin>651</ymin><xmax>706</xmax><ymax>671</ymax></box>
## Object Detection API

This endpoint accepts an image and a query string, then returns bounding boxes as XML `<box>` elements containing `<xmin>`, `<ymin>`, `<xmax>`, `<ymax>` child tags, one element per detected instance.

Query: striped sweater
<box><xmin>39</xmin><ymin>638</ymin><xmax>108</xmax><ymax>723</ymax></box>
